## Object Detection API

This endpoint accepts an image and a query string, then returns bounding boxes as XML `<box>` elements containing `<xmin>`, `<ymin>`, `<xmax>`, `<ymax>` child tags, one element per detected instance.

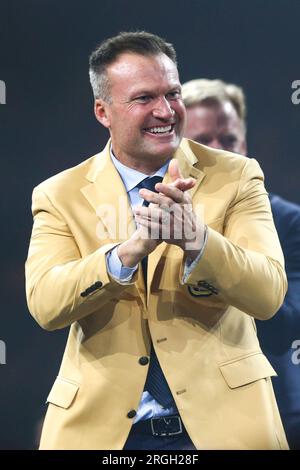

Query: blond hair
<box><xmin>182</xmin><ymin>79</ymin><xmax>246</xmax><ymax>123</ymax></box>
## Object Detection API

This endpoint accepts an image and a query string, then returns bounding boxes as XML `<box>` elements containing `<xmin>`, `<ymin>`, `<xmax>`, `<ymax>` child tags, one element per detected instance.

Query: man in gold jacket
<box><xmin>25</xmin><ymin>31</ymin><xmax>288</xmax><ymax>450</ymax></box>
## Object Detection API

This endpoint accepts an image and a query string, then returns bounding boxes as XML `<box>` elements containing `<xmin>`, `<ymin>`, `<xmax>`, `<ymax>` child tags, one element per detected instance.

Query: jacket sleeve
<box><xmin>182</xmin><ymin>158</ymin><xmax>287</xmax><ymax>320</ymax></box>
<box><xmin>25</xmin><ymin>187</ymin><xmax>138</xmax><ymax>331</ymax></box>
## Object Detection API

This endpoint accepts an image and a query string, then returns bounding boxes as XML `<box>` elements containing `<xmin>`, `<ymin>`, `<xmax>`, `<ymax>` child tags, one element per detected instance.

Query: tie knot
<box><xmin>138</xmin><ymin>176</ymin><xmax>163</xmax><ymax>207</ymax></box>
<box><xmin>138</xmin><ymin>175</ymin><xmax>163</xmax><ymax>192</ymax></box>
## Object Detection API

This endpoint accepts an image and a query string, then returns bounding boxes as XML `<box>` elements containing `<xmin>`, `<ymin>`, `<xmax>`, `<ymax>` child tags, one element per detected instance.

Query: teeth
<box><xmin>148</xmin><ymin>125</ymin><xmax>172</xmax><ymax>134</ymax></box>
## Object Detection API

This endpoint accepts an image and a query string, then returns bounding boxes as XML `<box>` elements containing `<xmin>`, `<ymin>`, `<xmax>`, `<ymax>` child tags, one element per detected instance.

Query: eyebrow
<box><xmin>130</xmin><ymin>85</ymin><xmax>182</xmax><ymax>98</ymax></box>
<box><xmin>131</xmin><ymin>90</ymin><xmax>152</xmax><ymax>97</ymax></box>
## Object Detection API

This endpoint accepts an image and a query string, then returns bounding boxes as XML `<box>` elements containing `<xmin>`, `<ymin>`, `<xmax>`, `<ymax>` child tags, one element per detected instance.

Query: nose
<box><xmin>152</xmin><ymin>97</ymin><xmax>174</xmax><ymax>120</ymax></box>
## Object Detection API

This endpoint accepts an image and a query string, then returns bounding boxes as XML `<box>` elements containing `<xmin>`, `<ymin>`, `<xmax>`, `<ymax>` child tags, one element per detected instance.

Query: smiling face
<box><xmin>185</xmin><ymin>100</ymin><xmax>247</xmax><ymax>155</ymax></box>
<box><xmin>95</xmin><ymin>52</ymin><xmax>186</xmax><ymax>173</ymax></box>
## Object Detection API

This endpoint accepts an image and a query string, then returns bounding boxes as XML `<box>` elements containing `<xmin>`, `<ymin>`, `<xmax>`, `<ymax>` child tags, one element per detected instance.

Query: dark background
<box><xmin>0</xmin><ymin>0</ymin><xmax>299</xmax><ymax>449</ymax></box>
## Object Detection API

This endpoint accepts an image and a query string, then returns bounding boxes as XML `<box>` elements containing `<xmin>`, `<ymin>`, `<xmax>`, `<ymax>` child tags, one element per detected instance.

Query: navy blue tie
<box><xmin>138</xmin><ymin>176</ymin><xmax>176</xmax><ymax>409</ymax></box>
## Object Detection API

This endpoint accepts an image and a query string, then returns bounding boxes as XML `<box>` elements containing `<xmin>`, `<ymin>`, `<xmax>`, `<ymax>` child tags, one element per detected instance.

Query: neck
<box><xmin>111</xmin><ymin>150</ymin><xmax>170</xmax><ymax>175</ymax></box>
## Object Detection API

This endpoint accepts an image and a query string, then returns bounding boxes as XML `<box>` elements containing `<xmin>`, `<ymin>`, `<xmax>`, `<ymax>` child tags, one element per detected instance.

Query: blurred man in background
<box><xmin>183</xmin><ymin>78</ymin><xmax>300</xmax><ymax>449</ymax></box>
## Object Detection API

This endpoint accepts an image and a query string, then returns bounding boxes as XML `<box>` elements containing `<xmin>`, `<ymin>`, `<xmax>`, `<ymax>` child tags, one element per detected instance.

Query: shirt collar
<box><xmin>110</xmin><ymin>146</ymin><xmax>170</xmax><ymax>193</ymax></box>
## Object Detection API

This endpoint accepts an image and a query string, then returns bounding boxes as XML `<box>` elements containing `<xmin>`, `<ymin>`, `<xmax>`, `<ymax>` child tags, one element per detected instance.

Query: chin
<box><xmin>152</xmin><ymin>140</ymin><xmax>180</xmax><ymax>157</ymax></box>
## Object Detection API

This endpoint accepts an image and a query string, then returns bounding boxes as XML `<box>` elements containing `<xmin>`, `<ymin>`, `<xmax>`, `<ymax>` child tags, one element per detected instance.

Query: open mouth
<box><xmin>143</xmin><ymin>124</ymin><xmax>175</xmax><ymax>135</ymax></box>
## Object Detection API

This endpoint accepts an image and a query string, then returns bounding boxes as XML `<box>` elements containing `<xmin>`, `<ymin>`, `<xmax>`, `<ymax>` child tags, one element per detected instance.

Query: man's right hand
<box><xmin>117</xmin><ymin>225</ymin><xmax>160</xmax><ymax>267</ymax></box>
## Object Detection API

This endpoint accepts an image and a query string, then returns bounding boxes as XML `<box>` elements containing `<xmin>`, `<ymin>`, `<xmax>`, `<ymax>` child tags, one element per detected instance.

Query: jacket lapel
<box><xmin>80</xmin><ymin>141</ymin><xmax>147</xmax><ymax>306</ymax></box>
<box><xmin>80</xmin><ymin>141</ymin><xmax>134</xmax><ymax>241</ymax></box>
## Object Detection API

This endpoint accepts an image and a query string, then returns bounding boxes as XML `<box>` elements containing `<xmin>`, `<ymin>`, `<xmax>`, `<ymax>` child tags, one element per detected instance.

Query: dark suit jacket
<box><xmin>257</xmin><ymin>193</ymin><xmax>300</xmax><ymax>449</ymax></box>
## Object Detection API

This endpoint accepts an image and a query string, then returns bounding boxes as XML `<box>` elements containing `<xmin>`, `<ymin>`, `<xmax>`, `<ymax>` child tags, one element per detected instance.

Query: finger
<box><xmin>153</xmin><ymin>183</ymin><xmax>184</xmax><ymax>203</ymax></box>
<box><xmin>135</xmin><ymin>215</ymin><xmax>162</xmax><ymax>237</ymax></box>
<box><xmin>135</xmin><ymin>214</ymin><xmax>170</xmax><ymax>228</ymax></box>
<box><xmin>134</xmin><ymin>205</ymin><xmax>162</xmax><ymax>220</ymax></box>
<box><xmin>172</xmin><ymin>177</ymin><xmax>196</xmax><ymax>192</ymax></box>
<box><xmin>135</xmin><ymin>206</ymin><xmax>172</xmax><ymax>226</ymax></box>
<box><xmin>168</xmin><ymin>159</ymin><xmax>182</xmax><ymax>182</ymax></box>
<box><xmin>138</xmin><ymin>188</ymin><xmax>175</xmax><ymax>206</ymax></box>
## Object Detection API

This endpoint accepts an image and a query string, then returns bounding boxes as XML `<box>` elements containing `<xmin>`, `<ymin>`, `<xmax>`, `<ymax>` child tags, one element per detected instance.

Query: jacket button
<box><xmin>139</xmin><ymin>356</ymin><xmax>149</xmax><ymax>366</ymax></box>
<box><xmin>127</xmin><ymin>410</ymin><xmax>137</xmax><ymax>419</ymax></box>
<box><xmin>94</xmin><ymin>281</ymin><xmax>103</xmax><ymax>289</ymax></box>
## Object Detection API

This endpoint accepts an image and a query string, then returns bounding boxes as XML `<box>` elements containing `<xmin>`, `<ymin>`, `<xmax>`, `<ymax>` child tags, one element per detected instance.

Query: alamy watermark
<box><xmin>0</xmin><ymin>80</ymin><xmax>6</xmax><ymax>104</ymax></box>
<box><xmin>291</xmin><ymin>80</ymin><xmax>300</xmax><ymax>105</ymax></box>
<box><xmin>291</xmin><ymin>339</ymin><xmax>300</xmax><ymax>365</ymax></box>
<box><xmin>96</xmin><ymin>197</ymin><xmax>204</xmax><ymax>250</ymax></box>
<box><xmin>0</xmin><ymin>340</ymin><xmax>6</xmax><ymax>365</ymax></box>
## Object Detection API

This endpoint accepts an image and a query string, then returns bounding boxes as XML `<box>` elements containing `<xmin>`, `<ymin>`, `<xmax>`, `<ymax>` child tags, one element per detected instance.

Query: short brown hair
<box><xmin>89</xmin><ymin>31</ymin><xmax>177</xmax><ymax>102</ymax></box>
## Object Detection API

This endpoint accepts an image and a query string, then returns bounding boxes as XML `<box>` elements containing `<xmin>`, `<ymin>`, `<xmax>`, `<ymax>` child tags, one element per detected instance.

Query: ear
<box><xmin>94</xmin><ymin>99</ymin><xmax>111</xmax><ymax>128</ymax></box>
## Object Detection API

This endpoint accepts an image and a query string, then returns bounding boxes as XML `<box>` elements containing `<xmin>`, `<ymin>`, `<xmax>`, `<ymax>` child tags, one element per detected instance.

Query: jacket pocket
<box><xmin>219</xmin><ymin>352</ymin><xmax>277</xmax><ymax>389</ymax></box>
<box><xmin>46</xmin><ymin>376</ymin><xmax>80</xmax><ymax>409</ymax></box>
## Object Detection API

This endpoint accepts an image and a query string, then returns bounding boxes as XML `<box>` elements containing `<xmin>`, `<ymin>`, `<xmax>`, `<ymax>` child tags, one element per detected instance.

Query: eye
<box><xmin>134</xmin><ymin>95</ymin><xmax>152</xmax><ymax>103</ymax></box>
<box><xmin>220</xmin><ymin>135</ymin><xmax>237</xmax><ymax>149</ymax></box>
<box><xmin>195</xmin><ymin>135</ymin><xmax>212</xmax><ymax>146</ymax></box>
<box><xmin>167</xmin><ymin>91</ymin><xmax>181</xmax><ymax>100</ymax></box>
